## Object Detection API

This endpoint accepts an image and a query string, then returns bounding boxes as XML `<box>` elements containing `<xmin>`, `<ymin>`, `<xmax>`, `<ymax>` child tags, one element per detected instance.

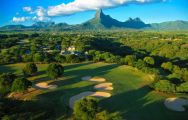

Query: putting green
<box><xmin>0</xmin><ymin>62</ymin><xmax>188</xmax><ymax>120</ymax></box>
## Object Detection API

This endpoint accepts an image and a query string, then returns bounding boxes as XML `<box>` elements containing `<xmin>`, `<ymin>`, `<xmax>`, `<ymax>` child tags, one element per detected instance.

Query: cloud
<box><xmin>23</xmin><ymin>6</ymin><xmax>33</xmax><ymax>13</ymax></box>
<box><xmin>34</xmin><ymin>6</ymin><xmax>50</xmax><ymax>21</ymax></box>
<box><xmin>48</xmin><ymin>0</ymin><xmax>166</xmax><ymax>16</ymax></box>
<box><xmin>14</xmin><ymin>6</ymin><xmax>50</xmax><ymax>22</ymax></box>
<box><xmin>12</xmin><ymin>17</ymin><xmax>30</xmax><ymax>22</ymax></box>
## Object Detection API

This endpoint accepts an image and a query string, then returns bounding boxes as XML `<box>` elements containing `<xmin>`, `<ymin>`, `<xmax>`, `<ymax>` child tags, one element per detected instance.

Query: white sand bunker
<box><xmin>34</xmin><ymin>82</ymin><xmax>57</xmax><ymax>90</ymax></box>
<box><xmin>94</xmin><ymin>83</ymin><xmax>114</xmax><ymax>91</ymax></box>
<box><xmin>90</xmin><ymin>77</ymin><xmax>106</xmax><ymax>82</ymax></box>
<box><xmin>82</xmin><ymin>76</ymin><xmax>106</xmax><ymax>82</ymax></box>
<box><xmin>69</xmin><ymin>91</ymin><xmax>111</xmax><ymax>108</ymax></box>
<box><xmin>164</xmin><ymin>97</ymin><xmax>188</xmax><ymax>112</ymax></box>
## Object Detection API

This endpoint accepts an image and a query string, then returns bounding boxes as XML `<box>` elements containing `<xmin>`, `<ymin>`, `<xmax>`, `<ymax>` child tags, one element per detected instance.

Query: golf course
<box><xmin>1</xmin><ymin>62</ymin><xmax>188</xmax><ymax>120</ymax></box>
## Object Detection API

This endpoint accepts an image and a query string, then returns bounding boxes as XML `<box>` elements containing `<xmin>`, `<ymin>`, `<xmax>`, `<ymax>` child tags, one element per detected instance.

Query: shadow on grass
<box><xmin>0</xmin><ymin>65</ymin><xmax>17</xmax><ymax>73</ymax></box>
<box><xmin>0</xmin><ymin>98</ymin><xmax>58</xmax><ymax>120</ymax></box>
<box><xmin>50</xmin><ymin>63</ymin><xmax>119</xmax><ymax>87</ymax></box>
<box><xmin>100</xmin><ymin>86</ymin><xmax>188</xmax><ymax>120</ymax></box>
<box><xmin>34</xmin><ymin>63</ymin><xmax>119</xmax><ymax>119</ymax></box>
<box><xmin>64</xmin><ymin>62</ymin><xmax>94</xmax><ymax>70</ymax></box>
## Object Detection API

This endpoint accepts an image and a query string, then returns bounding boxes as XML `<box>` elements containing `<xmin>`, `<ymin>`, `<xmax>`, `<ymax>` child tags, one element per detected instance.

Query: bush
<box><xmin>47</xmin><ymin>63</ymin><xmax>64</xmax><ymax>79</ymax></box>
<box><xmin>11</xmin><ymin>77</ymin><xmax>32</xmax><ymax>93</ymax></box>
<box><xmin>176</xmin><ymin>82</ymin><xmax>188</xmax><ymax>93</ymax></box>
<box><xmin>23</xmin><ymin>63</ymin><xmax>38</xmax><ymax>76</ymax></box>
<box><xmin>153</xmin><ymin>80</ymin><xmax>176</xmax><ymax>93</ymax></box>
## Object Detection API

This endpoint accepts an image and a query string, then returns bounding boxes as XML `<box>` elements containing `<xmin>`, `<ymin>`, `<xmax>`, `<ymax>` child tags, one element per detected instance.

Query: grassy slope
<box><xmin>0</xmin><ymin>62</ymin><xmax>188</xmax><ymax>120</ymax></box>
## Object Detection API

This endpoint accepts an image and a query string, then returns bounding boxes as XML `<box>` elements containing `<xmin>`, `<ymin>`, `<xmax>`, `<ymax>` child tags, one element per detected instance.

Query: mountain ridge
<box><xmin>1</xmin><ymin>10</ymin><xmax>188</xmax><ymax>31</ymax></box>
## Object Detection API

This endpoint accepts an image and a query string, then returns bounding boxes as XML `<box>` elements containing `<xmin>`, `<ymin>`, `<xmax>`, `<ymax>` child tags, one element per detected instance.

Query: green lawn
<box><xmin>0</xmin><ymin>62</ymin><xmax>188</xmax><ymax>120</ymax></box>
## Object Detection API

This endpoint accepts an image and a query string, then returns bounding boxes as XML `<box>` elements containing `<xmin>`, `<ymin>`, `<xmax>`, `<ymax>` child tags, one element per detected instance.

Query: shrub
<box><xmin>153</xmin><ymin>80</ymin><xmax>176</xmax><ymax>93</ymax></box>
<box><xmin>11</xmin><ymin>77</ymin><xmax>32</xmax><ymax>93</ymax></box>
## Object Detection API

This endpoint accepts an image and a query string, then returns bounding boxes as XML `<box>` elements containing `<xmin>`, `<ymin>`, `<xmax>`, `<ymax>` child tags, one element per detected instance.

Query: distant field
<box><xmin>0</xmin><ymin>62</ymin><xmax>188</xmax><ymax>120</ymax></box>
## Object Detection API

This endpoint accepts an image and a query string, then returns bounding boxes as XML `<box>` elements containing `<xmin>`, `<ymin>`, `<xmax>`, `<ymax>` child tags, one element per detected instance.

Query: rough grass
<box><xmin>0</xmin><ymin>62</ymin><xmax>188</xmax><ymax>120</ymax></box>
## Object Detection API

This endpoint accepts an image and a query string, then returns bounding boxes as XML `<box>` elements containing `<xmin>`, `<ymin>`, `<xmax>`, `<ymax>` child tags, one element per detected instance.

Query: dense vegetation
<box><xmin>0</xmin><ymin>31</ymin><xmax>188</xmax><ymax>119</ymax></box>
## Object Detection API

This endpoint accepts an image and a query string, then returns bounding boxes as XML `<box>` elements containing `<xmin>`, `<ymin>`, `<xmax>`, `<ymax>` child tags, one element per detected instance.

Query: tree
<box><xmin>47</xmin><ymin>63</ymin><xmax>64</xmax><ymax>79</ymax></box>
<box><xmin>23</xmin><ymin>63</ymin><xmax>38</xmax><ymax>76</ymax></box>
<box><xmin>96</xmin><ymin>111</ymin><xmax>123</xmax><ymax>120</ymax></box>
<box><xmin>65</xmin><ymin>54</ymin><xmax>80</xmax><ymax>63</ymax></box>
<box><xmin>153</xmin><ymin>80</ymin><xmax>176</xmax><ymax>93</ymax></box>
<box><xmin>73</xmin><ymin>97</ymin><xmax>122</xmax><ymax>120</ymax></box>
<box><xmin>124</xmin><ymin>55</ymin><xmax>136</xmax><ymax>66</ymax></box>
<box><xmin>73</xmin><ymin>97</ymin><xmax>99</xmax><ymax>120</ymax></box>
<box><xmin>144</xmin><ymin>56</ymin><xmax>155</xmax><ymax>66</ymax></box>
<box><xmin>177</xmin><ymin>82</ymin><xmax>188</xmax><ymax>93</ymax></box>
<box><xmin>55</xmin><ymin>54</ymin><xmax>66</xmax><ymax>63</ymax></box>
<box><xmin>0</xmin><ymin>73</ymin><xmax>16</xmax><ymax>94</ymax></box>
<box><xmin>161</xmin><ymin>62</ymin><xmax>173</xmax><ymax>72</ymax></box>
<box><xmin>11</xmin><ymin>77</ymin><xmax>32</xmax><ymax>92</ymax></box>
<box><xmin>33</xmin><ymin>53</ymin><xmax>44</xmax><ymax>62</ymax></box>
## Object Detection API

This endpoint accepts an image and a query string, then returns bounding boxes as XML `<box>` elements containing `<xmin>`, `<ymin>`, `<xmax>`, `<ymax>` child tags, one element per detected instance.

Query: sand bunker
<box><xmin>34</xmin><ymin>82</ymin><xmax>57</xmax><ymax>90</ymax></box>
<box><xmin>94</xmin><ymin>83</ymin><xmax>113</xmax><ymax>91</ymax></box>
<box><xmin>90</xmin><ymin>77</ymin><xmax>106</xmax><ymax>82</ymax></box>
<box><xmin>69</xmin><ymin>91</ymin><xmax>111</xmax><ymax>108</ymax></box>
<box><xmin>91</xmin><ymin>92</ymin><xmax>111</xmax><ymax>98</ymax></box>
<box><xmin>164</xmin><ymin>97</ymin><xmax>188</xmax><ymax>112</ymax></box>
<box><xmin>82</xmin><ymin>76</ymin><xmax>106</xmax><ymax>82</ymax></box>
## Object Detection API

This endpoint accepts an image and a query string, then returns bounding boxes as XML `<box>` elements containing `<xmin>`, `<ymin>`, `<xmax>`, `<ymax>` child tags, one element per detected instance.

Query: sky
<box><xmin>0</xmin><ymin>0</ymin><xmax>188</xmax><ymax>27</ymax></box>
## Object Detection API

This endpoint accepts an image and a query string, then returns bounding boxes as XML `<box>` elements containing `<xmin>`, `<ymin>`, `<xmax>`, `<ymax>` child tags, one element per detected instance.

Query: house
<box><xmin>67</xmin><ymin>46</ymin><xmax>76</xmax><ymax>52</ymax></box>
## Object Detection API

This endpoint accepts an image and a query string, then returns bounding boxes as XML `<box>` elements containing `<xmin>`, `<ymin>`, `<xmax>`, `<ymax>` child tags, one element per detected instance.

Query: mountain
<box><xmin>0</xmin><ymin>25</ymin><xmax>27</xmax><ymax>30</ymax></box>
<box><xmin>151</xmin><ymin>20</ymin><xmax>188</xmax><ymax>31</ymax></box>
<box><xmin>0</xmin><ymin>10</ymin><xmax>188</xmax><ymax>31</ymax></box>
<box><xmin>80</xmin><ymin>9</ymin><xmax>150</xmax><ymax>29</ymax></box>
<box><xmin>32</xmin><ymin>22</ymin><xmax>55</xmax><ymax>28</ymax></box>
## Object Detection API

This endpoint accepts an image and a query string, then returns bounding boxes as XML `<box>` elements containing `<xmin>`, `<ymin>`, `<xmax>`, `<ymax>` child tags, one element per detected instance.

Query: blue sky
<box><xmin>0</xmin><ymin>0</ymin><xmax>188</xmax><ymax>26</ymax></box>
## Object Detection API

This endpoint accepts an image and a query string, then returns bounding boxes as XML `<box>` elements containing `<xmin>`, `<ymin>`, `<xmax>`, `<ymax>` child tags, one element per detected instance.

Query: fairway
<box><xmin>0</xmin><ymin>62</ymin><xmax>188</xmax><ymax>120</ymax></box>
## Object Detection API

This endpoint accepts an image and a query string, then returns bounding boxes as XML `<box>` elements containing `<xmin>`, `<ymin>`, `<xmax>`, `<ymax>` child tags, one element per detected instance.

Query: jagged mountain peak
<box><xmin>95</xmin><ymin>9</ymin><xmax>104</xmax><ymax>18</ymax></box>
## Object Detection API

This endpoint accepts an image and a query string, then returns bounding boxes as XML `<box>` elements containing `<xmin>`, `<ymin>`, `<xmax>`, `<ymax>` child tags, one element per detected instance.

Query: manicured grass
<box><xmin>0</xmin><ymin>62</ymin><xmax>188</xmax><ymax>120</ymax></box>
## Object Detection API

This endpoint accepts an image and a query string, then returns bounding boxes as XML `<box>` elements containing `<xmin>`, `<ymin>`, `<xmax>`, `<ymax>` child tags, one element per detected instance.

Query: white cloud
<box><xmin>34</xmin><ymin>6</ymin><xmax>50</xmax><ymax>21</ymax></box>
<box><xmin>23</xmin><ymin>6</ymin><xmax>32</xmax><ymax>13</ymax></box>
<box><xmin>48</xmin><ymin>0</ymin><xmax>165</xmax><ymax>16</ymax></box>
<box><xmin>12</xmin><ymin>17</ymin><xmax>30</xmax><ymax>22</ymax></box>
